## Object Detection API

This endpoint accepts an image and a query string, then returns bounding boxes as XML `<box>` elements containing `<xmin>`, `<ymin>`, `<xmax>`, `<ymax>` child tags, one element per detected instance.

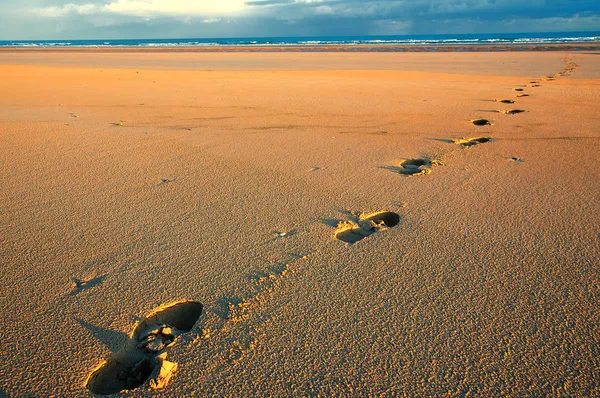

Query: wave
<box><xmin>2</xmin><ymin>34</ymin><xmax>599</xmax><ymax>47</ymax></box>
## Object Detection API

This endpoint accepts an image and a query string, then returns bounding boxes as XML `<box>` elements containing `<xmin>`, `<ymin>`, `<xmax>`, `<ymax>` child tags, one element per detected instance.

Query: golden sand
<box><xmin>0</xmin><ymin>50</ymin><xmax>599</xmax><ymax>396</ymax></box>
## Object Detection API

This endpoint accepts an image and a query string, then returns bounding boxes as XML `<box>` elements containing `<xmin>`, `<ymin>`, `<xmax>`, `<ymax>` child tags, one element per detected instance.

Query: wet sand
<box><xmin>0</xmin><ymin>50</ymin><xmax>599</xmax><ymax>396</ymax></box>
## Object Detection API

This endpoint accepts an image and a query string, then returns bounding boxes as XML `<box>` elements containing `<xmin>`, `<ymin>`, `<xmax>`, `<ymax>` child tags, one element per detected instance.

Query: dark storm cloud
<box><xmin>0</xmin><ymin>0</ymin><xmax>599</xmax><ymax>40</ymax></box>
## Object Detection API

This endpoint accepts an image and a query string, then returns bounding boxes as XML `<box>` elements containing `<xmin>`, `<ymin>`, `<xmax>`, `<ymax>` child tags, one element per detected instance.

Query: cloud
<box><xmin>32</xmin><ymin>3</ymin><xmax>101</xmax><ymax>17</ymax></box>
<box><xmin>1</xmin><ymin>0</ymin><xmax>599</xmax><ymax>40</ymax></box>
<box><xmin>31</xmin><ymin>0</ymin><xmax>248</xmax><ymax>19</ymax></box>
<box><xmin>104</xmin><ymin>0</ymin><xmax>247</xmax><ymax>17</ymax></box>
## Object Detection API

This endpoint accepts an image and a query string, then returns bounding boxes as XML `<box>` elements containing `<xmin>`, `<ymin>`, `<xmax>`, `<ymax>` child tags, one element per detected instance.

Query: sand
<box><xmin>0</xmin><ymin>50</ymin><xmax>599</xmax><ymax>396</ymax></box>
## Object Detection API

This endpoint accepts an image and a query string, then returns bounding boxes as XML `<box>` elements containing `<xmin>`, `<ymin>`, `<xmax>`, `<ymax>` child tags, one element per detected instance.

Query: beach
<box><xmin>0</xmin><ymin>49</ymin><xmax>599</xmax><ymax>396</ymax></box>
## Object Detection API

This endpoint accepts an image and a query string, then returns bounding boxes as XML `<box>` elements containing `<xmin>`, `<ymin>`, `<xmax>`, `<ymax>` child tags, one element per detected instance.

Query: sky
<box><xmin>0</xmin><ymin>0</ymin><xmax>599</xmax><ymax>40</ymax></box>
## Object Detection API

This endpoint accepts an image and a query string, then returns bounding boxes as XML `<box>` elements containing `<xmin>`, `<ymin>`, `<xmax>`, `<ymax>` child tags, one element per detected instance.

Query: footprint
<box><xmin>496</xmin><ymin>99</ymin><xmax>515</xmax><ymax>104</ymax></box>
<box><xmin>335</xmin><ymin>212</ymin><xmax>400</xmax><ymax>244</ymax></box>
<box><xmin>453</xmin><ymin>137</ymin><xmax>491</xmax><ymax>147</ymax></box>
<box><xmin>516</xmin><ymin>94</ymin><xmax>530</xmax><ymax>98</ymax></box>
<box><xmin>471</xmin><ymin>119</ymin><xmax>492</xmax><ymax>126</ymax></box>
<box><xmin>86</xmin><ymin>301</ymin><xmax>203</xmax><ymax>395</ymax></box>
<box><xmin>382</xmin><ymin>158</ymin><xmax>442</xmax><ymax>176</ymax></box>
<box><xmin>498</xmin><ymin>109</ymin><xmax>526</xmax><ymax>115</ymax></box>
<box><xmin>527</xmin><ymin>84</ymin><xmax>541</xmax><ymax>88</ymax></box>
<box><xmin>398</xmin><ymin>158</ymin><xmax>433</xmax><ymax>176</ymax></box>
<box><xmin>513</xmin><ymin>88</ymin><xmax>525</xmax><ymax>92</ymax></box>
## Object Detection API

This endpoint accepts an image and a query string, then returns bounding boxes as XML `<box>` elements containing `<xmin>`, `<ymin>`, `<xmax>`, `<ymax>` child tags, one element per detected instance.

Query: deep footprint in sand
<box><xmin>471</xmin><ymin>119</ymin><xmax>492</xmax><ymax>126</ymax></box>
<box><xmin>453</xmin><ymin>137</ymin><xmax>491</xmax><ymax>147</ymax></box>
<box><xmin>335</xmin><ymin>212</ymin><xmax>400</xmax><ymax>244</ymax></box>
<box><xmin>86</xmin><ymin>301</ymin><xmax>203</xmax><ymax>395</ymax></box>
<box><xmin>398</xmin><ymin>158</ymin><xmax>432</xmax><ymax>176</ymax></box>
<box><xmin>513</xmin><ymin>88</ymin><xmax>525</xmax><ymax>92</ymax></box>
<box><xmin>498</xmin><ymin>109</ymin><xmax>526</xmax><ymax>115</ymax></box>
<box><xmin>517</xmin><ymin>94</ymin><xmax>530</xmax><ymax>98</ymax></box>
<box><xmin>496</xmin><ymin>99</ymin><xmax>516</xmax><ymax>104</ymax></box>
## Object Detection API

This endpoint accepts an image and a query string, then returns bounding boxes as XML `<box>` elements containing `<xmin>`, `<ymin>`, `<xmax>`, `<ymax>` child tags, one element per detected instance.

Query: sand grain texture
<box><xmin>0</xmin><ymin>51</ymin><xmax>599</xmax><ymax>396</ymax></box>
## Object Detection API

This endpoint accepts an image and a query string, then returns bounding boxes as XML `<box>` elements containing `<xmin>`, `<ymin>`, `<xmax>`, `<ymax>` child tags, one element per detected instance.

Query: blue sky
<box><xmin>0</xmin><ymin>0</ymin><xmax>599</xmax><ymax>40</ymax></box>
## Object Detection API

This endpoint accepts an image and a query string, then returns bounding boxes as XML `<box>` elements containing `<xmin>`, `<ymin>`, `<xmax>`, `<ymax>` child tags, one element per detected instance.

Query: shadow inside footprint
<box><xmin>381</xmin><ymin>158</ymin><xmax>435</xmax><ymax>176</ymax></box>
<box><xmin>86</xmin><ymin>301</ymin><xmax>203</xmax><ymax>395</ymax></box>
<box><xmin>496</xmin><ymin>99</ymin><xmax>515</xmax><ymax>104</ymax></box>
<box><xmin>399</xmin><ymin>158</ymin><xmax>432</xmax><ymax>176</ymax></box>
<box><xmin>335</xmin><ymin>212</ymin><xmax>400</xmax><ymax>244</ymax></box>
<box><xmin>471</xmin><ymin>119</ymin><xmax>492</xmax><ymax>126</ymax></box>
<box><xmin>453</xmin><ymin>137</ymin><xmax>491</xmax><ymax>147</ymax></box>
<box><xmin>513</xmin><ymin>88</ymin><xmax>525</xmax><ymax>92</ymax></box>
<box><xmin>516</xmin><ymin>94</ymin><xmax>530</xmax><ymax>98</ymax></box>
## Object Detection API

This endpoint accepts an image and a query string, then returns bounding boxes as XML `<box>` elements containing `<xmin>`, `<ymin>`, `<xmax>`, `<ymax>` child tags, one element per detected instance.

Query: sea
<box><xmin>1</xmin><ymin>31</ymin><xmax>599</xmax><ymax>48</ymax></box>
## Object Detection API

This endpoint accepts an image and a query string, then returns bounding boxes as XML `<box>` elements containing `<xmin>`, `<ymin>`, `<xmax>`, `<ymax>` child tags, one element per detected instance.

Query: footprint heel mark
<box><xmin>498</xmin><ymin>109</ymin><xmax>526</xmax><ymax>115</ymax></box>
<box><xmin>453</xmin><ymin>137</ymin><xmax>491</xmax><ymax>147</ymax></box>
<box><xmin>471</xmin><ymin>119</ymin><xmax>492</xmax><ymax>126</ymax></box>
<box><xmin>335</xmin><ymin>211</ymin><xmax>400</xmax><ymax>244</ymax></box>
<box><xmin>86</xmin><ymin>301</ymin><xmax>203</xmax><ymax>395</ymax></box>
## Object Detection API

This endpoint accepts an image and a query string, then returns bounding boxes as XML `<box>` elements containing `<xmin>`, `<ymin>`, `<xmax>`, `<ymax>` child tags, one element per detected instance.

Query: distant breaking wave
<box><xmin>1</xmin><ymin>32</ymin><xmax>599</xmax><ymax>47</ymax></box>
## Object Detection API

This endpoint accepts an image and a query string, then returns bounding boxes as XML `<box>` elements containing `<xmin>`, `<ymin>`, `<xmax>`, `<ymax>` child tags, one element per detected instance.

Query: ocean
<box><xmin>1</xmin><ymin>31</ymin><xmax>599</xmax><ymax>48</ymax></box>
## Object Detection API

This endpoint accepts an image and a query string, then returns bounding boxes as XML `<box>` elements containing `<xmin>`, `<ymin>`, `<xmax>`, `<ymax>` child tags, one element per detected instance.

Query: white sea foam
<box><xmin>1</xmin><ymin>35</ymin><xmax>599</xmax><ymax>47</ymax></box>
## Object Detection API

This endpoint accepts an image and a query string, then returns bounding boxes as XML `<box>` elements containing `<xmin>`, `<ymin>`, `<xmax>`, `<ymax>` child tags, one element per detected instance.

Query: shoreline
<box><xmin>1</xmin><ymin>42</ymin><xmax>600</xmax><ymax>53</ymax></box>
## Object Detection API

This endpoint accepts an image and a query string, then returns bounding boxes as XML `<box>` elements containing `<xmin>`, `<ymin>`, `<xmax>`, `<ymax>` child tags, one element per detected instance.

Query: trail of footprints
<box><xmin>384</xmin><ymin>56</ymin><xmax>578</xmax><ymax>175</ymax></box>
<box><xmin>81</xmin><ymin>57</ymin><xmax>578</xmax><ymax>395</ymax></box>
